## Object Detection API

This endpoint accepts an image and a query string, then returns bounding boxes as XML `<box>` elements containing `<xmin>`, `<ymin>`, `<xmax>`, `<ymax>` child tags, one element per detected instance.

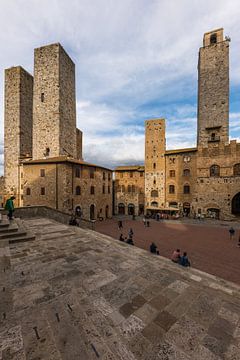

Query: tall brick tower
<box><xmin>4</xmin><ymin>66</ymin><xmax>33</xmax><ymax>205</ymax></box>
<box><xmin>32</xmin><ymin>43</ymin><xmax>77</xmax><ymax>159</ymax></box>
<box><xmin>197</xmin><ymin>28</ymin><xmax>230</xmax><ymax>147</ymax></box>
<box><xmin>145</xmin><ymin>119</ymin><xmax>166</xmax><ymax>211</ymax></box>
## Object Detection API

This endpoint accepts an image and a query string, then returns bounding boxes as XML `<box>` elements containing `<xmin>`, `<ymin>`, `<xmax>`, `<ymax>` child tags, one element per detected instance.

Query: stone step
<box><xmin>0</xmin><ymin>230</ymin><xmax>27</xmax><ymax>239</ymax></box>
<box><xmin>9</xmin><ymin>234</ymin><xmax>36</xmax><ymax>244</ymax></box>
<box><xmin>0</xmin><ymin>222</ymin><xmax>10</xmax><ymax>228</ymax></box>
<box><xmin>0</xmin><ymin>227</ymin><xmax>18</xmax><ymax>234</ymax></box>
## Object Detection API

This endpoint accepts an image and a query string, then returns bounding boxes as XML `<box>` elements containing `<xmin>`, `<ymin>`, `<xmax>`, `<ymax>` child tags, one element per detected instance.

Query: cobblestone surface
<box><xmin>0</xmin><ymin>217</ymin><xmax>240</xmax><ymax>359</ymax></box>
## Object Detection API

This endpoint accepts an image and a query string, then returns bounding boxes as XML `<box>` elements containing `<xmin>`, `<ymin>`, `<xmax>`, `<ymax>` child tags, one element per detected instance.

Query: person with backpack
<box><xmin>5</xmin><ymin>196</ymin><xmax>16</xmax><ymax>220</ymax></box>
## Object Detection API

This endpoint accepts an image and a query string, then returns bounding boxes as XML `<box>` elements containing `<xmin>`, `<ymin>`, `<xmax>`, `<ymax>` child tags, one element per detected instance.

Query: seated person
<box><xmin>119</xmin><ymin>234</ymin><xmax>124</xmax><ymax>242</ymax></box>
<box><xmin>171</xmin><ymin>249</ymin><xmax>181</xmax><ymax>263</ymax></box>
<box><xmin>150</xmin><ymin>242</ymin><xmax>157</xmax><ymax>254</ymax></box>
<box><xmin>126</xmin><ymin>237</ymin><xmax>134</xmax><ymax>245</ymax></box>
<box><xmin>180</xmin><ymin>252</ymin><xmax>191</xmax><ymax>267</ymax></box>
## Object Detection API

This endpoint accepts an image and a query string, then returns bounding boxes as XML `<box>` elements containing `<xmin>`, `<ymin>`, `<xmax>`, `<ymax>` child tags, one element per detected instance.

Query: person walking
<box><xmin>5</xmin><ymin>196</ymin><xmax>16</xmax><ymax>220</ymax></box>
<box><xmin>143</xmin><ymin>217</ymin><xmax>146</xmax><ymax>227</ymax></box>
<box><xmin>118</xmin><ymin>220</ymin><xmax>123</xmax><ymax>230</ymax></box>
<box><xmin>229</xmin><ymin>227</ymin><xmax>235</xmax><ymax>240</ymax></box>
<box><xmin>128</xmin><ymin>228</ymin><xmax>133</xmax><ymax>238</ymax></box>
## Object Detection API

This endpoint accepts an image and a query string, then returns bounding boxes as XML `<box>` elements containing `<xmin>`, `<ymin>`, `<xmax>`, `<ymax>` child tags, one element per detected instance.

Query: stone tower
<box><xmin>33</xmin><ymin>43</ymin><xmax>77</xmax><ymax>159</ymax></box>
<box><xmin>4</xmin><ymin>66</ymin><xmax>33</xmax><ymax>205</ymax></box>
<box><xmin>145</xmin><ymin>119</ymin><xmax>166</xmax><ymax>210</ymax></box>
<box><xmin>197</xmin><ymin>28</ymin><xmax>229</xmax><ymax>147</ymax></box>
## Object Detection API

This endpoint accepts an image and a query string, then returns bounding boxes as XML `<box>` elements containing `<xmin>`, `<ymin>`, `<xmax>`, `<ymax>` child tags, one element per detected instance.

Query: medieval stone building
<box><xmin>115</xmin><ymin>28</ymin><xmax>240</xmax><ymax>220</ymax></box>
<box><xmin>3</xmin><ymin>43</ymin><xmax>112</xmax><ymax>220</ymax></box>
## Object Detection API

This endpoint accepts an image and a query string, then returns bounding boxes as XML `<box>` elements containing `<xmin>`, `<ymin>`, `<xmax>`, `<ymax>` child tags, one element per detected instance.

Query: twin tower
<box><xmin>4</xmin><ymin>43</ymin><xmax>82</xmax><ymax>198</ymax></box>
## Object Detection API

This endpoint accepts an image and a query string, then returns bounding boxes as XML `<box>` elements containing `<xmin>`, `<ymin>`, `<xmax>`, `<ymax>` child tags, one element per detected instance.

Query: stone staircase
<box><xmin>0</xmin><ymin>217</ymin><xmax>35</xmax><ymax>244</ymax></box>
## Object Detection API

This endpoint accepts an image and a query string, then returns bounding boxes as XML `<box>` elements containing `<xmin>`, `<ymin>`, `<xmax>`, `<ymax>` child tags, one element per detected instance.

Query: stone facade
<box><xmin>114</xmin><ymin>166</ymin><xmax>144</xmax><ymax>215</ymax></box>
<box><xmin>197</xmin><ymin>28</ymin><xmax>229</xmax><ymax>147</ymax></box>
<box><xmin>33</xmin><ymin>43</ymin><xmax>77</xmax><ymax>159</ymax></box>
<box><xmin>3</xmin><ymin>43</ymin><xmax>112</xmax><ymax>220</ymax></box>
<box><xmin>145</xmin><ymin>119</ymin><xmax>166</xmax><ymax>210</ymax></box>
<box><xmin>114</xmin><ymin>28</ymin><xmax>240</xmax><ymax>220</ymax></box>
<box><xmin>4</xmin><ymin>66</ymin><xmax>33</xmax><ymax>206</ymax></box>
<box><xmin>22</xmin><ymin>157</ymin><xmax>112</xmax><ymax>220</ymax></box>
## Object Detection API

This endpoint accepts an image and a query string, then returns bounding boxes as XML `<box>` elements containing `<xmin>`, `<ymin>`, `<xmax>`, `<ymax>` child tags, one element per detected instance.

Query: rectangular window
<box><xmin>41</xmin><ymin>187</ymin><xmax>45</xmax><ymax>195</ymax></box>
<box><xmin>108</xmin><ymin>173</ymin><xmax>111</xmax><ymax>181</ymax></box>
<box><xmin>41</xmin><ymin>93</ymin><xmax>44</xmax><ymax>102</ymax></box>
<box><xmin>102</xmin><ymin>185</ymin><xmax>105</xmax><ymax>194</ymax></box>
<box><xmin>170</xmin><ymin>170</ymin><xmax>175</xmax><ymax>177</ymax></box>
<box><xmin>103</xmin><ymin>172</ymin><xmax>106</xmax><ymax>180</ymax></box>
<box><xmin>90</xmin><ymin>186</ymin><xmax>95</xmax><ymax>195</ymax></box>
<box><xmin>75</xmin><ymin>167</ymin><xmax>81</xmax><ymax>178</ymax></box>
<box><xmin>89</xmin><ymin>168</ymin><xmax>95</xmax><ymax>179</ymax></box>
<box><xmin>108</xmin><ymin>186</ymin><xmax>110</xmax><ymax>194</ymax></box>
<box><xmin>40</xmin><ymin>169</ymin><xmax>45</xmax><ymax>177</ymax></box>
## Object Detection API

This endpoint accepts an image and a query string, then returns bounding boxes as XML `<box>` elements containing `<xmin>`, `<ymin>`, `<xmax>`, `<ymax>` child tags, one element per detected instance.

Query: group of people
<box><xmin>171</xmin><ymin>249</ymin><xmax>191</xmax><ymax>267</ymax></box>
<box><xmin>119</xmin><ymin>226</ymin><xmax>134</xmax><ymax>245</ymax></box>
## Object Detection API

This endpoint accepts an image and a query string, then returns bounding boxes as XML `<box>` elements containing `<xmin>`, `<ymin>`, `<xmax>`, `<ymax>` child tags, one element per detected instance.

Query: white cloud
<box><xmin>0</xmin><ymin>0</ymin><xmax>240</xmax><ymax>173</ymax></box>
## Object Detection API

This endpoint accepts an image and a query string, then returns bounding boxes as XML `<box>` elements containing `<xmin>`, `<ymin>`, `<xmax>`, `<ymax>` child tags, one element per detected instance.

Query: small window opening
<box><xmin>41</xmin><ymin>93</ymin><xmax>45</xmax><ymax>102</ymax></box>
<box><xmin>210</xmin><ymin>33</ymin><xmax>217</xmax><ymax>44</ymax></box>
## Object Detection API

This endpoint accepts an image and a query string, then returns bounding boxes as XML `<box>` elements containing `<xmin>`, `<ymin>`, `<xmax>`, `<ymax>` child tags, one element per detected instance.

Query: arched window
<box><xmin>26</xmin><ymin>187</ymin><xmax>31</xmax><ymax>195</ymax></box>
<box><xmin>76</xmin><ymin>186</ymin><xmax>81</xmax><ymax>195</ymax></box>
<box><xmin>121</xmin><ymin>185</ymin><xmax>125</xmax><ymax>192</ymax></box>
<box><xmin>151</xmin><ymin>201</ymin><xmax>158</xmax><ymax>207</ymax></box>
<box><xmin>128</xmin><ymin>185</ymin><xmax>131</xmax><ymax>193</ymax></box>
<box><xmin>210</xmin><ymin>165</ymin><xmax>220</xmax><ymax>177</ymax></box>
<box><xmin>210</xmin><ymin>33</ymin><xmax>217</xmax><ymax>44</ymax></box>
<box><xmin>169</xmin><ymin>185</ymin><xmax>175</xmax><ymax>194</ymax></box>
<box><xmin>183</xmin><ymin>185</ymin><xmax>190</xmax><ymax>194</ymax></box>
<box><xmin>90</xmin><ymin>186</ymin><xmax>95</xmax><ymax>194</ymax></box>
<box><xmin>233</xmin><ymin>163</ymin><xmax>240</xmax><ymax>176</ymax></box>
<box><xmin>183</xmin><ymin>169</ymin><xmax>190</xmax><ymax>177</ymax></box>
<box><xmin>151</xmin><ymin>190</ymin><xmax>158</xmax><ymax>197</ymax></box>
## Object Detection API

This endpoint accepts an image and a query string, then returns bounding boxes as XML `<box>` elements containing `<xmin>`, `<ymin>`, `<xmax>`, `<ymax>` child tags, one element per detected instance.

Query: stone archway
<box><xmin>90</xmin><ymin>204</ymin><xmax>95</xmax><ymax>220</ymax></box>
<box><xmin>232</xmin><ymin>193</ymin><xmax>240</xmax><ymax>215</ymax></box>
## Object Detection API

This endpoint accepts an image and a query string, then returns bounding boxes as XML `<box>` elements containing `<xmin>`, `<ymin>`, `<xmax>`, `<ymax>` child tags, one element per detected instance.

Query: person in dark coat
<box><xmin>180</xmin><ymin>252</ymin><xmax>191</xmax><ymax>267</ymax></box>
<box><xmin>5</xmin><ymin>196</ymin><xmax>15</xmax><ymax>220</ymax></box>
<box><xmin>150</xmin><ymin>242</ymin><xmax>158</xmax><ymax>254</ymax></box>
<box><xmin>119</xmin><ymin>234</ymin><xmax>124</xmax><ymax>242</ymax></box>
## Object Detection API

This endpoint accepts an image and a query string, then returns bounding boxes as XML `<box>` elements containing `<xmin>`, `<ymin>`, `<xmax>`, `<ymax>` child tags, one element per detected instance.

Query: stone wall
<box><xmin>145</xmin><ymin>119</ymin><xmax>166</xmax><ymax>210</ymax></box>
<box><xmin>197</xmin><ymin>29</ymin><xmax>229</xmax><ymax>146</ymax></box>
<box><xmin>115</xmin><ymin>167</ymin><xmax>145</xmax><ymax>215</ymax></box>
<box><xmin>4</xmin><ymin>66</ymin><xmax>33</xmax><ymax>205</ymax></box>
<box><xmin>76</xmin><ymin>128</ymin><xmax>83</xmax><ymax>160</ymax></box>
<box><xmin>33</xmin><ymin>43</ymin><xmax>77</xmax><ymax>159</ymax></box>
<box><xmin>22</xmin><ymin>160</ymin><xmax>113</xmax><ymax>220</ymax></box>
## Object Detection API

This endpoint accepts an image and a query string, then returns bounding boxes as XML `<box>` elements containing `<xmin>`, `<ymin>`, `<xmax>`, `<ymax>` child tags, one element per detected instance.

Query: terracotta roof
<box><xmin>165</xmin><ymin>147</ymin><xmax>197</xmax><ymax>155</ymax></box>
<box><xmin>21</xmin><ymin>156</ymin><xmax>112</xmax><ymax>171</ymax></box>
<box><xmin>115</xmin><ymin>165</ymin><xmax>145</xmax><ymax>171</ymax></box>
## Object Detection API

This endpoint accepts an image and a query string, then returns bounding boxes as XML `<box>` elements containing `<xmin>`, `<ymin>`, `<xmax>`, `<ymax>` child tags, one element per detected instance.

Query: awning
<box><xmin>147</xmin><ymin>206</ymin><xmax>180</xmax><ymax>211</ymax></box>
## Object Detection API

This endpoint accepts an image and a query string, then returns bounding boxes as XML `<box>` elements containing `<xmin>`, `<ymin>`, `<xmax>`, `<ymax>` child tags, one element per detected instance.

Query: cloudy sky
<box><xmin>1</xmin><ymin>0</ymin><xmax>240</xmax><ymax>173</ymax></box>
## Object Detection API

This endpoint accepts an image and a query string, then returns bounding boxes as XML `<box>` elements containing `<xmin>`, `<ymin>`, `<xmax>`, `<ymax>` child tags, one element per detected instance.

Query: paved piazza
<box><xmin>1</xmin><ymin>218</ymin><xmax>240</xmax><ymax>359</ymax></box>
<box><xmin>96</xmin><ymin>218</ymin><xmax>240</xmax><ymax>285</ymax></box>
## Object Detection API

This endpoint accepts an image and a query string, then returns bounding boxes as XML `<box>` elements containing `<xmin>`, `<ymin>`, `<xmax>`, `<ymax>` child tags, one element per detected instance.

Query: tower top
<box><xmin>203</xmin><ymin>28</ymin><xmax>224</xmax><ymax>47</ymax></box>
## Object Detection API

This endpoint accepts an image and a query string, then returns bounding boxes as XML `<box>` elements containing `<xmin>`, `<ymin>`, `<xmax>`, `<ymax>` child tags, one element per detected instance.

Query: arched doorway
<box><xmin>183</xmin><ymin>202</ymin><xmax>190</xmax><ymax>216</ymax></box>
<box><xmin>207</xmin><ymin>208</ymin><xmax>220</xmax><ymax>219</ymax></box>
<box><xmin>139</xmin><ymin>204</ymin><xmax>144</xmax><ymax>215</ymax></box>
<box><xmin>232</xmin><ymin>193</ymin><xmax>240</xmax><ymax>215</ymax></box>
<box><xmin>151</xmin><ymin>201</ymin><xmax>158</xmax><ymax>207</ymax></box>
<box><xmin>128</xmin><ymin>203</ymin><xmax>135</xmax><ymax>215</ymax></box>
<box><xmin>118</xmin><ymin>203</ymin><xmax>125</xmax><ymax>215</ymax></box>
<box><xmin>105</xmin><ymin>205</ymin><xmax>109</xmax><ymax>219</ymax></box>
<box><xmin>90</xmin><ymin>204</ymin><xmax>95</xmax><ymax>220</ymax></box>
<box><xmin>75</xmin><ymin>205</ymin><xmax>82</xmax><ymax>218</ymax></box>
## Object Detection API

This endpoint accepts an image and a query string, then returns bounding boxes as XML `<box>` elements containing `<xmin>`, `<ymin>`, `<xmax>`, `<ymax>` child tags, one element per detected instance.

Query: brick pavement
<box><xmin>95</xmin><ymin>218</ymin><xmax>240</xmax><ymax>285</ymax></box>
